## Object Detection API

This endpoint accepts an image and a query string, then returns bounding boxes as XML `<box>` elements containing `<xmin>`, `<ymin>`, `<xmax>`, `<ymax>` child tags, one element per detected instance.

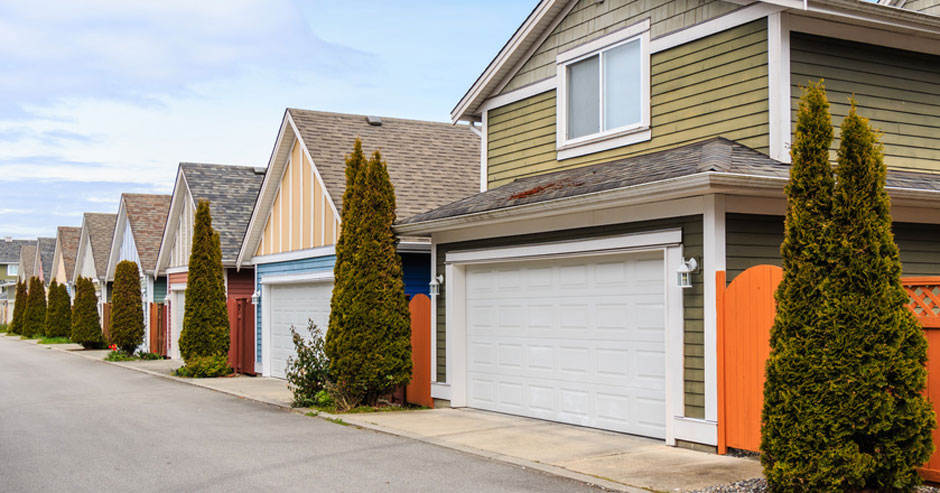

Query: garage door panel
<box><xmin>269</xmin><ymin>281</ymin><xmax>332</xmax><ymax>379</ymax></box>
<box><xmin>466</xmin><ymin>252</ymin><xmax>667</xmax><ymax>438</ymax></box>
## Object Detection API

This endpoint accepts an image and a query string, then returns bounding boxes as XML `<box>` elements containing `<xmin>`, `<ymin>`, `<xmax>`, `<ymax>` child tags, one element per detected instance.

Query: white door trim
<box><xmin>260</xmin><ymin>270</ymin><xmax>334</xmax><ymax>285</ymax></box>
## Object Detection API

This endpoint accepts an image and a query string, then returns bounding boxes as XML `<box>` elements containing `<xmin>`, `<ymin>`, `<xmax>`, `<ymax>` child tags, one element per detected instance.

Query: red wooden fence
<box><xmin>717</xmin><ymin>266</ymin><xmax>940</xmax><ymax>481</ymax></box>
<box><xmin>406</xmin><ymin>294</ymin><xmax>433</xmax><ymax>408</ymax></box>
<box><xmin>149</xmin><ymin>303</ymin><xmax>167</xmax><ymax>356</ymax></box>
<box><xmin>226</xmin><ymin>297</ymin><xmax>255</xmax><ymax>375</ymax></box>
<box><xmin>101</xmin><ymin>303</ymin><xmax>111</xmax><ymax>344</ymax></box>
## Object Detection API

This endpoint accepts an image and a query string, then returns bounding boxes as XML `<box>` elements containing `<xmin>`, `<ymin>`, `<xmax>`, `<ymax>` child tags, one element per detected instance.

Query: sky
<box><xmin>0</xmin><ymin>0</ymin><xmax>536</xmax><ymax>239</ymax></box>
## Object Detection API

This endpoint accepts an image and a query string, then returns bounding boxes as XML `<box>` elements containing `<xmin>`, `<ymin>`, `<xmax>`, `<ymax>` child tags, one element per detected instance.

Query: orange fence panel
<box><xmin>406</xmin><ymin>294</ymin><xmax>433</xmax><ymax>408</ymax></box>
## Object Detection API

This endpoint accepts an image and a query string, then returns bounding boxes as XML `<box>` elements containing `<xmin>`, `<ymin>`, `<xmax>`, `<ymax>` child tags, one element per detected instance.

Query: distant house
<box><xmin>72</xmin><ymin>213</ymin><xmax>117</xmax><ymax>319</ymax></box>
<box><xmin>17</xmin><ymin>244</ymin><xmax>37</xmax><ymax>284</ymax></box>
<box><xmin>0</xmin><ymin>238</ymin><xmax>36</xmax><ymax>323</ymax></box>
<box><xmin>105</xmin><ymin>194</ymin><xmax>171</xmax><ymax>353</ymax></box>
<box><xmin>237</xmin><ymin>109</ymin><xmax>480</xmax><ymax>378</ymax></box>
<box><xmin>32</xmin><ymin>237</ymin><xmax>55</xmax><ymax>288</ymax></box>
<box><xmin>50</xmin><ymin>226</ymin><xmax>82</xmax><ymax>295</ymax></box>
<box><xmin>154</xmin><ymin>163</ymin><xmax>264</xmax><ymax>363</ymax></box>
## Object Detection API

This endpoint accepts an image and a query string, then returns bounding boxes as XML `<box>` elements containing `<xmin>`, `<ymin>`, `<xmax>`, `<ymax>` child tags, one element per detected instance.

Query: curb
<box><xmin>7</xmin><ymin>334</ymin><xmax>647</xmax><ymax>493</ymax></box>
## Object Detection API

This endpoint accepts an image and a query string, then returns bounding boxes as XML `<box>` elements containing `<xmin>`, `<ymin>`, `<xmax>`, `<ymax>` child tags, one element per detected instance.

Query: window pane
<box><xmin>567</xmin><ymin>55</ymin><xmax>600</xmax><ymax>139</ymax></box>
<box><xmin>603</xmin><ymin>39</ymin><xmax>641</xmax><ymax>131</ymax></box>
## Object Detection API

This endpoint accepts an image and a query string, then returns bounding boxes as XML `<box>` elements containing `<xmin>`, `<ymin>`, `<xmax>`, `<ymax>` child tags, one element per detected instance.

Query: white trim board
<box><xmin>259</xmin><ymin>271</ymin><xmax>333</xmax><ymax>285</ymax></box>
<box><xmin>250</xmin><ymin>245</ymin><xmax>337</xmax><ymax>266</ymax></box>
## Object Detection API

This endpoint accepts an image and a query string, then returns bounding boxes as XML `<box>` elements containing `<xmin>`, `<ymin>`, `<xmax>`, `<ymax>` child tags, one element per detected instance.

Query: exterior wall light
<box><xmin>429</xmin><ymin>274</ymin><xmax>444</xmax><ymax>296</ymax></box>
<box><xmin>677</xmin><ymin>257</ymin><xmax>698</xmax><ymax>289</ymax></box>
<box><xmin>250</xmin><ymin>290</ymin><xmax>261</xmax><ymax>304</ymax></box>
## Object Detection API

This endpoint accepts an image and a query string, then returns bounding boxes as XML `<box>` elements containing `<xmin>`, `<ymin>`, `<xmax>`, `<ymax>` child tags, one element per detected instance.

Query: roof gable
<box><xmin>113</xmin><ymin>194</ymin><xmax>170</xmax><ymax>275</ymax></box>
<box><xmin>76</xmin><ymin>212</ymin><xmax>117</xmax><ymax>282</ymax></box>
<box><xmin>34</xmin><ymin>237</ymin><xmax>55</xmax><ymax>284</ymax></box>
<box><xmin>0</xmin><ymin>239</ymin><xmax>35</xmax><ymax>264</ymax></box>
<box><xmin>53</xmin><ymin>226</ymin><xmax>82</xmax><ymax>281</ymax></box>
<box><xmin>18</xmin><ymin>244</ymin><xmax>36</xmax><ymax>280</ymax></box>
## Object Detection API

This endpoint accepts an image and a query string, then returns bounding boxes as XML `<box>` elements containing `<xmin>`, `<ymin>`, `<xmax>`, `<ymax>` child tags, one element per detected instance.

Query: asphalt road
<box><xmin>0</xmin><ymin>337</ymin><xmax>601</xmax><ymax>492</ymax></box>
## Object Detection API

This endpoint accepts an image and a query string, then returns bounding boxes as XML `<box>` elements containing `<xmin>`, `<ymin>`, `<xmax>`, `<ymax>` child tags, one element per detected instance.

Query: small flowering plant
<box><xmin>104</xmin><ymin>343</ymin><xmax>137</xmax><ymax>362</ymax></box>
<box><xmin>109</xmin><ymin>344</ymin><xmax>118</xmax><ymax>351</ymax></box>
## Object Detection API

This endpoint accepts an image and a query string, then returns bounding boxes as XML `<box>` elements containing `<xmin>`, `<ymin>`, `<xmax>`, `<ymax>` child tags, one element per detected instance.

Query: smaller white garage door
<box><xmin>269</xmin><ymin>282</ymin><xmax>332</xmax><ymax>379</ymax></box>
<box><xmin>466</xmin><ymin>251</ymin><xmax>667</xmax><ymax>438</ymax></box>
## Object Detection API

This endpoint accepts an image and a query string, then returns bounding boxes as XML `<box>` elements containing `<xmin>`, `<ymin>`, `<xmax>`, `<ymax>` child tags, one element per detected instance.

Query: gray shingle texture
<box><xmin>19</xmin><ymin>245</ymin><xmax>36</xmax><ymax>279</ymax></box>
<box><xmin>122</xmin><ymin>194</ymin><xmax>171</xmax><ymax>273</ymax></box>
<box><xmin>85</xmin><ymin>212</ymin><xmax>117</xmax><ymax>279</ymax></box>
<box><xmin>56</xmin><ymin>226</ymin><xmax>82</xmax><ymax>281</ymax></box>
<box><xmin>287</xmin><ymin>109</ymin><xmax>481</xmax><ymax>219</ymax></box>
<box><xmin>35</xmin><ymin>237</ymin><xmax>55</xmax><ymax>284</ymax></box>
<box><xmin>181</xmin><ymin>163</ymin><xmax>264</xmax><ymax>263</ymax></box>
<box><xmin>0</xmin><ymin>239</ymin><xmax>35</xmax><ymax>264</ymax></box>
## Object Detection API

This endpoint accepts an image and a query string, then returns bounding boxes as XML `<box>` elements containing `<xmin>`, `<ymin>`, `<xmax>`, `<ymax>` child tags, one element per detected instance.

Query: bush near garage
<box><xmin>326</xmin><ymin>139</ymin><xmax>412</xmax><ymax>407</ymax></box>
<box><xmin>23</xmin><ymin>276</ymin><xmax>47</xmax><ymax>338</ymax></box>
<box><xmin>179</xmin><ymin>200</ymin><xmax>230</xmax><ymax>369</ymax></box>
<box><xmin>71</xmin><ymin>277</ymin><xmax>104</xmax><ymax>349</ymax></box>
<box><xmin>9</xmin><ymin>280</ymin><xmax>27</xmax><ymax>335</ymax></box>
<box><xmin>174</xmin><ymin>354</ymin><xmax>231</xmax><ymax>378</ymax></box>
<box><xmin>285</xmin><ymin>321</ymin><xmax>330</xmax><ymax>408</ymax></box>
<box><xmin>110</xmin><ymin>260</ymin><xmax>145</xmax><ymax>354</ymax></box>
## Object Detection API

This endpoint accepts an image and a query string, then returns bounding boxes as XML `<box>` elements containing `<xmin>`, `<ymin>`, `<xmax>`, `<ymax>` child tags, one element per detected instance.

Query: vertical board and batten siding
<box><xmin>790</xmin><ymin>33</ymin><xmax>940</xmax><ymax>172</ymax></box>
<box><xmin>726</xmin><ymin>214</ymin><xmax>940</xmax><ymax>283</ymax></box>
<box><xmin>77</xmin><ymin>235</ymin><xmax>96</xmax><ymax>280</ymax></box>
<box><xmin>503</xmin><ymin>0</ymin><xmax>740</xmax><ymax>93</ymax></box>
<box><xmin>256</xmin><ymin>139</ymin><xmax>339</xmax><ymax>257</ymax></box>
<box><xmin>118</xmin><ymin>220</ymin><xmax>140</xmax><ymax>266</ymax></box>
<box><xmin>435</xmin><ymin>216</ymin><xmax>708</xmax><ymax>418</ymax></box>
<box><xmin>254</xmin><ymin>256</ymin><xmax>336</xmax><ymax>363</ymax></box>
<box><xmin>168</xmin><ymin>189</ymin><xmax>195</xmax><ymax>269</ymax></box>
<box><xmin>488</xmin><ymin>20</ymin><xmax>769</xmax><ymax>187</ymax></box>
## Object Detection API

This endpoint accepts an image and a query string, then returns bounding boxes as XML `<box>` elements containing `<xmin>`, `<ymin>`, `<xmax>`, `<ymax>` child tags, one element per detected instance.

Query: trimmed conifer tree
<box><xmin>179</xmin><ymin>200</ymin><xmax>229</xmax><ymax>362</ymax></box>
<box><xmin>44</xmin><ymin>280</ymin><xmax>59</xmax><ymax>337</ymax></box>
<box><xmin>327</xmin><ymin>139</ymin><xmax>412</xmax><ymax>406</ymax></box>
<box><xmin>761</xmin><ymin>81</ymin><xmax>837</xmax><ymax>488</ymax></box>
<box><xmin>45</xmin><ymin>282</ymin><xmax>72</xmax><ymax>338</ymax></box>
<box><xmin>109</xmin><ymin>260</ymin><xmax>144</xmax><ymax>354</ymax></box>
<box><xmin>23</xmin><ymin>276</ymin><xmax>47</xmax><ymax>338</ymax></box>
<box><xmin>71</xmin><ymin>277</ymin><xmax>104</xmax><ymax>348</ymax></box>
<box><xmin>10</xmin><ymin>280</ymin><xmax>27</xmax><ymax>335</ymax></box>
<box><xmin>811</xmin><ymin>102</ymin><xmax>933</xmax><ymax>490</ymax></box>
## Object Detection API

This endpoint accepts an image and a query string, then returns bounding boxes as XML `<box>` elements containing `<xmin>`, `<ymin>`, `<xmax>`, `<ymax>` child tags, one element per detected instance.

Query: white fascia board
<box><xmin>788</xmin><ymin>13</ymin><xmax>940</xmax><ymax>56</ymax></box>
<box><xmin>165</xmin><ymin>266</ymin><xmax>188</xmax><ymax>275</ymax></box>
<box><xmin>445</xmin><ymin>229</ymin><xmax>681</xmax><ymax>264</ymax></box>
<box><xmin>802</xmin><ymin>0</ymin><xmax>940</xmax><ymax>36</ymax></box>
<box><xmin>397</xmin><ymin>241</ymin><xmax>431</xmax><ymax>253</ymax></box>
<box><xmin>249</xmin><ymin>245</ymin><xmax>337</xmax><ymax>266</ymax></box>
<box><xmin>105</xmin><ymin>198</ymin><xmax>128</xmax><ymax>282</ymax></box>
<box><xmin>154</xmin><ymin>168</ymin><xmax>187</xmax><ymax>277</ymax></box>
<box><xmin>259</xmin><ymin>270</ymin><xmax>333</xmax><ymax>285</ymax></box>
<box><xmin>236</xmin><ymin>110</ymin><xmax>291</xmax><ymax>269</ymax></box>
<box><xmin>169</xmin><ymin>282</ymin><xmax>187</xmax><ymax>292</ymax></box>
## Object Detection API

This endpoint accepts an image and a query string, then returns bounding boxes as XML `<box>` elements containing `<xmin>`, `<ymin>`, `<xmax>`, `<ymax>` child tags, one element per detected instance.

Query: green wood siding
<box><xmin>791</xmin><ymin>32</ymin><xmax>940</xmax><ymax>173</ymax></box>
<box><xmin>726</xmin><ymin>213</ymin><xmax>940</xmax><ymax>283</ymax></box>
<box><xmin>153</xmin><ymin>276</ymin><xmax>167</xmax><ymax>303</ymax></box>
<box><xmin>503</xmin><ymin>0</ymin><xmax>740</xmax><ymax>93</ymax></box>
<box><xmin>436</xmin><ymin>215</ymin><xmax>708</xmax><ymax>418</ymax></box>
<box><xmin>488</xmin><ymin>20</ymin><xmax>769</xmax><ymax>187</ymax></box>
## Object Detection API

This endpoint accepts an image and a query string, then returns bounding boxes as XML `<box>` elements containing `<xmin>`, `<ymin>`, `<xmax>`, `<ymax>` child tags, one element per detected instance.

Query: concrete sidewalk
<box><xmin>7</xmin><ymin>333</ymin><xmax>761</xmax><ymax>492</ymax></box>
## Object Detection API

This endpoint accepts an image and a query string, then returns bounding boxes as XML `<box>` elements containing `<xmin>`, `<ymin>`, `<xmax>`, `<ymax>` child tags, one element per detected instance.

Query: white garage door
<box><xmin>269</xmin><ymin>282</ymin><xmax>332</xmax><ymax>379</ymax></box>
<box><xmin>465</xmin><ymin>251</ymin><xmax>667</xmax><ymax>438</ymax></box>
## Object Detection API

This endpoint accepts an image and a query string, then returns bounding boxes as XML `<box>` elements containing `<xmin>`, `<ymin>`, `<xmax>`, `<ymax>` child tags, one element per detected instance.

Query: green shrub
<box><xmin>37</xmin><ymin>336</ymin><xmax>71</xmax><ymax>344</ymax></box>
<box><xmin>136</xmin><ymin>352</ymin><xmax>163</xmax><ymax>360</ymax></box>
<box><xmin>44</xmin><ymin>281</ymin><xmax>71</xmax><ymax>338</ymax></box>
<box><xmin>71</xmin><ymin>277</ymin><xmax>104</xmax><ymax>349</ymax></box>
<box><xmin>0</xmin><ymin>322</ymin><xmax>7</xmax><ymax>334</ymax></box>
<box><xmin>285</xmin><ymin>321</ymin><xmax>330</xmax><ymax>408</ymax></box>
<box><xmin>23</xmin><ymin>277</ymin><xmax>47</xmax><ymax>338</ymax></box>
<box><xmin>326</xmin><ymin>139</ymin><xmax>412</xmax><ymax>406</ymax></box>
<box><xmin>105</xmin><ymin>348</ymin><xmax>137</xmax><ymax>362</ymax></box>
<box><xmin>10</xmin><ymin>281</ymin><xmax>27</xmax><ymax>335</ymax></box>
<box><xmin>109</xmin><ymin>261</ymin><xmax>145</xmax><ymax>353</ymax></box>
<box><xmin>179</xmin><ymin>200</ymin><xmax>229</xmax><ymax>363</ymax></box>
<box><xmin>174</xmin><ymin>354</ymin><xmax>231</xmax><ymax>378</ymax></box>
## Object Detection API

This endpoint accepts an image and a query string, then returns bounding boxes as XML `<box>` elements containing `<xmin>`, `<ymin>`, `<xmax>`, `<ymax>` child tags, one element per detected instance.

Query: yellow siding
<box><xmin>255</xmin><ymin>132</ymin><xmax>340</xmax><ymax>257</ymax></box>
<box><xmin>487</xmin><ymin>20</ymin><xmax>769</xmax><ymax>187</ymax></box>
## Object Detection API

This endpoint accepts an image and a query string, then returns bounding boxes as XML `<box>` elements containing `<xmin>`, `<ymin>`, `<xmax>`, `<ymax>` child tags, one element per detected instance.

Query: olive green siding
<box><xmin>0</xmin><ymin>264</ymin><xmax>13</xmax><ymax>281</ymax></box>
<box><xmin>902</xmin><ymin>0</ymin><xmax>940</xmax><ymax>15</ymax></box>
<box><xmin>488</xmin><ymin>20</ymin><xmax>769</xmax><ymax>187</ymax></box>
<box><xmin>436</xmin><ymin>215</ymin><xmax>708</xmax><ymax>418</ymax></box>
<box><xmin>791</xmin><ymin>32</ymin><xmax>940</xmax><ymax>173</ymax></box>
<box><xmin>726</xmin><ymin>214</ymin><xmax>940</xmax><ymax>283</ymax></box>
<box><xmin>503</xmin><ymin>0</ymin><xmax>740</xmax><ymax>93</ymax></box>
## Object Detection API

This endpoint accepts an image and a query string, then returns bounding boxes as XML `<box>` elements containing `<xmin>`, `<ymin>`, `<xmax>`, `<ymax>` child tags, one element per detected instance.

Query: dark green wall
<box><xmin>436</xmin><ymin>215</ymin><xmax>707</xmax><ymax>418</ymax></box>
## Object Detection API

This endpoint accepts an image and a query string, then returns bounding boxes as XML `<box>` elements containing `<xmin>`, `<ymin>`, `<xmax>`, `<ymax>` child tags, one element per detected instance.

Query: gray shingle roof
<box><xmin>288</xmin><ymin>109</ymin><xmax>481</xmax><ymax>219</ymax></box>
<box><xmin>123</xmin><ymin>194</ymin><xmax>171</xmax><ymax>273</ymax></box>
<box><xmin>401</xmin><ymin>137</ymin><xmax>940</xmax><ymax>225</ymax></box>
<box><xmin>0</xmin><ymin>239</ymin><xmax>35</xmax><ymax>263</ymax></box>
<box><xmin>181</xmin><ymin>163</ymin><xmax>264</xmax><ymax>263</ymax></box>
<box><xmin>85</xmin><ymin>212</ymin><xmax>117</xmax><ymax>279</ymax></box>
<box><xmin>19</xmin><ymin>245</ymin><xmax>36</xmax><ymax>279</ymax></box>
<box><xmin>35</xmin><ymin>237</ymin><xmax>55</xmax><ymax>284</ymax></box>
<box><xmin>56</xmin><ymin>226</ymin><xmax>82</xmax><ymax>281</ymax></box>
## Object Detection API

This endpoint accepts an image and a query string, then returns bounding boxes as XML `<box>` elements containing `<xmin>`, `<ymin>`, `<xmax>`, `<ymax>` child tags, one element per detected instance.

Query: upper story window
<box><xmin>7</xmin><ymin>264</ymin><xmax>17</xmax><ymax>276</ymax></box>
<box><xmin>557</xmin><ymin>20</ymin><xmax>650</xmax><ymax>160</ymax></box>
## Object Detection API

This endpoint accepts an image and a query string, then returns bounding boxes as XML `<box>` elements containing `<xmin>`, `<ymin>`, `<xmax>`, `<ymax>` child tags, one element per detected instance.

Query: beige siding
<box><xmin>488</xmin><ymin>20</ymin><xmax>769</xmax><ymax>187</ymax></box>
<box><xmin>503</xmin><ymin>0</ymin><xmax>740</xmax><ymax>93</ymax></box>
<box><xmin>791</xmin><ymin>32</ymin><xmax>940</xmax><ymax>173</ymax></box>
<box><xmin>902</xmin><ymin>0</ymin><xmax>940</xmax><ymax>15</ymax></box>
<box><xmin>53</xmin><ymin>250</ymin><xmax>67</xmax><ymax>284</ymax></box>
<box><xmin>255</xmin><ymin>138</ymin><xmax>339</xmax><ymax>257</ymax></box>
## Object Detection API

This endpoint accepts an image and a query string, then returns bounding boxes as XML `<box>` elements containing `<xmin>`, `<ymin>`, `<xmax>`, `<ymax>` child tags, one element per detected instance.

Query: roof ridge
<box><xmin>287</xmin><ymin>107</ymin><xmax>468</xmax><ymax>129</ymax></box>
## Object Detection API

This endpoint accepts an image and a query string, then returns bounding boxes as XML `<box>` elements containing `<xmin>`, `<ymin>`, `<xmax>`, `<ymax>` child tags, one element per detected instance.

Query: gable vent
<box><xmin>366</xmin><ymin>115</ymin><xmax>382</xmax><ymax>126</ymax></box>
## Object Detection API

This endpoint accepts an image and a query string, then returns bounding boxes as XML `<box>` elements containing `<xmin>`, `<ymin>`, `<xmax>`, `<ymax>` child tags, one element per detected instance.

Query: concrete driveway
<box><xmin>0</xmin><ymin>336</ymin><xmax>601</xmax><ymax>492</ymax></box>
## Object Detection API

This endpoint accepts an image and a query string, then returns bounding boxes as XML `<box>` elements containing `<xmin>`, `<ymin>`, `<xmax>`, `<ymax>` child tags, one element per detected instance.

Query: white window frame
<box><xmin>7</xmin><ymin>264</ymin><xmax>17</xmax><ymax>276</ymax></box>
<box><xmin>556</xmin><ymin>20</ymin><xmax>651</xmax><ymax>161</ymax></box>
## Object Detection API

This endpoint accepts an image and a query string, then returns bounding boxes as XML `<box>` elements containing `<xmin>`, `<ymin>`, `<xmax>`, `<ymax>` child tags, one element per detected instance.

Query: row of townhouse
<box><xmin>4</xmin><ymin>0</ymin><xmax>940</xmax><ymax>455</ymax></box>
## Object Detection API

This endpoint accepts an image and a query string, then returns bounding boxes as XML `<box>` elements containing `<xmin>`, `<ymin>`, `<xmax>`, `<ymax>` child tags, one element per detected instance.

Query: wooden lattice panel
<box><xmin>904</xmin><ymin>278</ymin><xmax>940</xmax><ymax>329</ymax></box>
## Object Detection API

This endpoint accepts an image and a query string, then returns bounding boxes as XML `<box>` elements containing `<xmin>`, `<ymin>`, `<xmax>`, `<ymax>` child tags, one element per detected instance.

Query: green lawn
<box><xmin>37</xmin><ymin>336</ymin><xmax>72</xmax><ymax>344</ymax></box>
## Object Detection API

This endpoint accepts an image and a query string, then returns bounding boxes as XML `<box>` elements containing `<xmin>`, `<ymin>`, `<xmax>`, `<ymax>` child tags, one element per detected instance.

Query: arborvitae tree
<box><xmin>109</xmin><ymin>260</ymin><xmax>144</xmax><ymax>354</ymax></box>
<box><xmin>761</xmin><ymin>81</ymin><xmax>837</xmax><ymax>488</ymax></box>
<box><xmin>23</xmin><ymin>276</ymin><xmax>47</xmax><ymax>338</ymax></box>
<box><xmin>179</xmin><ymin>200</ymin><xmax>229</xmax><ymax>362</ymax></box>
<box><xmin>327</xmin><ymin>139</ymin><xmax>412</xmax><ymax>405</ymax></box>
<box><xmin>44</xmin><ymin>280</ymin><xmax>60</xmax><ymax>337</ymax></box>
<box><xmin>810</xmin><ymin>102</ymin><xmax>933</xmax><ymax>490</ymax></box>
<box><xmin>45</xmin><ymin>282</ymin><xmax>72</xmax><ymax>338</ymax></box>
<box><xmin>10</xmin><ymin>280</ymin><xmax>27</xmax><ymax>335</ymax></box>
<box><xmin>71</xmin><ymin>277</ymin><xmax>104</xmax><ymax>348</ymax></box>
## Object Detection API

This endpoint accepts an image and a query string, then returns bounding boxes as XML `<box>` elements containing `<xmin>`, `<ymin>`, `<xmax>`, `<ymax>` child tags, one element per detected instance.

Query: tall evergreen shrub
<box><xmin>179</xmin><ymin>200</ymin><xmax>229</xmax><ymax>362</ymax></box>
<box><xmin>46</xmin><ymin>282</ymin><xmax>72</xmax><ymax>338</ymax></box>
<box><xmin>23</xmin><ymin>277</ymin><xmax>46</xmax><ymax>338</ymax></box>
<box><xmin>71</xmin><ymin>277</ymin><xmax>103</xmax><ymax>348</ymax></box>
<box><xmin>10</xmin><ymin>280</ymin><xmax>27</xmax><ymax>335</ymax></box>
<box><xmin>326</xmin><ymin>139</ymin><xmax>412</xmax><ymax>406</ymax></box>
<box><xmin>110</xmin><ymin>260</ymin><xmax>144</xmax><ymax>353</ymax></box>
